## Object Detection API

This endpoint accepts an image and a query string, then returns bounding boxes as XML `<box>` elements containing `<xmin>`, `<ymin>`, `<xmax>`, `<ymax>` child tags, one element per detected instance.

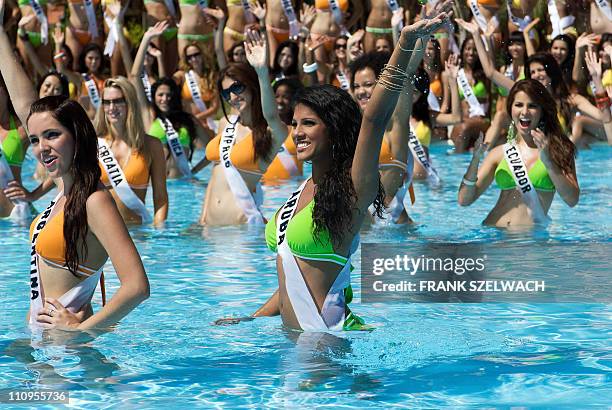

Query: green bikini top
<box><xmin>458</xmin><ymin>80</ymin><xmax>488</xmax><ymax>100</ymax></box>
<box><xmin>494</xmin><ymin>157</ymin><xmax>555</xmax><ymax>192</ymax></box>
<box><xmin>265</xmin><ymin>198</ymin><xmax>350</xmax><ymax>266</ymax></box>
<box><xmin>18</xmin><ymin>0</ymin><xmax>47</xmax><ymax>7</ymax></box>
<box><xmin>1</xmin><ymin>115</ymin><xmax>25</xmax><ymax>167</ymax></box>
<box><xmin>148</xmin><ymin>117</ymin><xmax>191</xmax><ymax>147</ymax></box>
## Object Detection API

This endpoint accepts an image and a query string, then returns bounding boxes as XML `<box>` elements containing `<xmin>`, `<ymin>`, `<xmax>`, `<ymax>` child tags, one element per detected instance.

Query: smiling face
<box><xmin>232</xmin><ymin>45</ymin><xmax>247</xmax><ymax>63</ymax></box>
<box><xmin>275</xmin><ymin>84</ymin><xmax>292</xmax><ymax>119</ymax></box>
<box><xmin>278</xmin><ymin>46</ymin><xmax>294</xmax><ymax>71</ymax></box>
<box><xmin>375</xmin><ymin>38</ymin><xmax>391</xmax><ymax>53</ymax></box>
<box><xmin>550</xmin><ymin>39</ymin><xmax>569</xmax><ymax>65</ymax></box>
<box><xmin>511</xmin><ymin>91</ymin><xmax>543</xmax><ymax>138</ymax></box>
<box><xmin>424</xmin><ymin>40</ymin><xmax>437</xmax><ymax>65</ymax></box>
<box><xmin>462</xmin><ymin>39</ymin><xmax>477</xmax><ymax>66</ymax></box>
<box><xmin>185</xmin><ymin>45</ymin><xmax>203</xmax><ymax>70</ymax></box>
<box><xmin>102</xmin><ymin>86</ymin><xmax>128</xmax><ymax>126</ymax></box>
<box><xmin>529</xmin><ymin>62</ymin><xmax>551</xmax><ymax>89</ymax></box>
<box><xmin>84</xmin><ymin>49</ymin><xmax>101</xmax><ymax>73</ymax></box>
<box><xmin>334</xmin><ymin>38</ymin><xmax>347</xmax><ymax>60</ymax></box>
<box><xmin>508</xmin><ymin>41</ymin><xmax>525</xmax><ymax>61</ymax></box>
<box><xmin>39</xmin><ymin>75</ymin><xmax>63</xmax><ymax>98</ymax></box>
<box><xmin>27</xmin><ymin>112</ymin><xmax>75</xmax><ymax>179</ymax></box>
<box><xmin>154</xmin><ymin>84</ymin><xmax>173</xmax><ymax>113</ymax></box>
<box><xmin>292</xmin><ymin>103</ymin><xmax>330</xmax><ymax>162</ymax></box>
<box><xmin>221</xmin><ymin>76</ymin><xmax>253</xmax><ymax>122</ymax></box>
<box><xmin>352</xmin><ymin>67</ymin><xmax>377</xmax><ymax>111</ymax></box>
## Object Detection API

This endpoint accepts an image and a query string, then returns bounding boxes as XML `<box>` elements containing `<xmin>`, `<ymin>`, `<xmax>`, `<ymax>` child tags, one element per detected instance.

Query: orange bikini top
<box><xmin>315</xmin><ymin>0</ymin><xmax>349</xmax><ymax>12</ymax></box>
<box><xmin>205</xmin><ymin>130</ymin><xmax>262</xmax><ymax>174</ymax></box>
<box><xmin>30</xmin><ymin>210</ymin><xmax>103</xmax><ymax>276</ymax></box>
<box><xmin>81</xmin><ymin>74</ymin><xmax>105</xmax><ymax>97</ymax></box>
<box><xmin>99</xmin><ymin>148</ymin><xmax>150</xmax><ymax>190</ymax></box>
<box><xmin>379</xmin><ymin>137</ymin><xmax>408</xmax><ymax>171</ymax></box>
<box><xmin>180</xmin><ymin>75</ymin><xmax>215</xmax><ymax>102</ymax></box>
<box><xmin>430</xmin><ymin>78</ymin><xmax>443</xmax><ymax>98</ymax></box>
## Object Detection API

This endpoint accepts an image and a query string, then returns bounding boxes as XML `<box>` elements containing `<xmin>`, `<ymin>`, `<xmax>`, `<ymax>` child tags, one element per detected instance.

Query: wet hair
<box><xmin>526</xmin><ymin>52</ymin><xmax>571</xmax><ymax>127</ymax></box>
<box><xmin>273</xmin><ymin>78</ymin><xmax>303</xmax><ymax>125</ymax></box>
<box><xmin>507</xmin><ymin>79</ymin><xmax>576</xmax><ymax>176</ymax></box>
<box><xmin>94</xmin><ymin>77</ymin><xmax>151</xmax><ymax>162</ymax></box>
<box><xmin>550</xmin><ymin>34</ymin><xmax>575</xmax><ymax>84</ymax></box>
<box><xmin>78</xmin><ymin>43</ymin><xmax>107</xmax><ymax>74</ymax></box>
<box><xmin>412</xmin><ymin>67</ymin><xmax>432</xmax><ymax>129</ymax></box>
<box><xmin>293</xmin><ymin>85</ymin><xmax>385</xmax><ymax>246</ymax></box>
<box><xmin>424</xmin><ymin>38</ymin><xmax>442</xmax><ymax>75</ymax></box>
<box><xmin>36</xmin><ymin>71</ymin><xmax>70</xmax><ymax>98</ymax></box>
<box><xmin>217</xmin><ymin>63</ymin><xmax>271</xmax><ymax>162</ymax></box>
<box><xmin>272</xmin><ymin>41</ymin><xmax>299</xmax><ymax>78</ymax></box>
<box><xmin>28</xmin><ymin>96</ymin><xmax>101</xmax><ymax>277</ymax></box>
<box><xmin>348</xmin><ymin>51</ymin><xmax>390</xmax><ymax>90</ymax></box>
<box><xmin>151</xmin><ymin>77</ymin><xmax>197</xmax><ymax>160</ymax></box>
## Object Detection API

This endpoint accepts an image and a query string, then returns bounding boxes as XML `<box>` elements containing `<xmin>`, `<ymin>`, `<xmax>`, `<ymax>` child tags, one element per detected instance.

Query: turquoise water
<box><xmin>0</xmin><ymin>143</ymin><xmax>610</xmax><ymax>408</ymax></box>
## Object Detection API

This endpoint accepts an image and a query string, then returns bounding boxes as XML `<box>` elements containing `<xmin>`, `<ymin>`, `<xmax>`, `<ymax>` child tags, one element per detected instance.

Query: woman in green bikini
<box><xmin>177</xmin><ymin>0</ymin><xmax>216</xmax><ymax>62</ymax></box>
<box><xmin>216</xmin><ymin>10</ymin><xmax>452</xmax><ymax>331</ymax></box>
<box><xmin>144</xmin><ymin>0</ymin><xmax>179</xmax><ymax>74</ymax></box>
<box><xmin>458</xmin><ymin>79</ymin><xmax>580</xmax><ymax>228</ymax></box>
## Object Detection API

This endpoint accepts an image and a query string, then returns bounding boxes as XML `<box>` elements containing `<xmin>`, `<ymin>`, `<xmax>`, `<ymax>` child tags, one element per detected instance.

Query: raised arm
<box><xmin>0</xmin><ymin>0</ymin><xmax>38</xmax><ymax>125</ymax></box>
<box><xmin>352</xmin><ymin>11</ymin><xmax>451</xmax><ymax>209</ymax></box>
<box><xmin>522</xmin><ymin>17</ymin><xmax>539</xmax><ymax>57</ymax></box>
<box><xmin>572</xmin><ymin>33</ymin><xmax>598</xmax><ymax>87</ymax></box>
<box><xmin>203</xmin><ymin>7</ymin><xmax>228</xmax><ymax>70</ymax></box>
<box><xmin>52</xmin><ymin>25</ymin><xmax>83</xmax><ymax>89</ymax></box>
<box><xmin>435</xmin><ymin>54</ymin><xmax>462</xmax><ymax>126</ymax></box>
<box><xmin>245</xmin><ymin>29</ymin><xmax>289</xmax><ymax>170</ymax></box>
<box><xmin>17</xmin><ymin>15</ymin><xmax>48</xmax><ymax>77</ymax></box>
<box><xmin>108</xmin><ymin>1</ymin><xmax>134</xmax><ymax>76</ymax></box>
<box><xmin>457</xmin><ymin>135</ymin><xmax>498</xmax><ymax>206</ymax></box>
<box><xmin>574</xmin><ymin>49</ymin><xmax>612</xmax><ymax>123</ymax></box>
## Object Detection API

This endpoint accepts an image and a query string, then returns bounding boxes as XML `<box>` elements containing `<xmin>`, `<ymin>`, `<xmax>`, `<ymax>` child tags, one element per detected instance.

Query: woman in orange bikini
<box><xmin>25</xmin><ymin>95</ymin><xmax>149</xmax><ymax>331</ymax></box>
<box><xmin>77</xmin><ymin>43</ymin><xmax>108</xmax><ymax>119</ymax></box>
<box><xmin>196</xmin><ymin>29</ymin><xmax>289</xmax><ymax>225</ymax></box>
<box><xmin>65</xmin><ymin>0</ymin><xmax>103</xmax><ymax>73</ymax></box>
<box><xmin>264</xmin><ymin>0</ymin><xmax>303</xmax><ymax>64</ymax></box>
<box><xmin>94</xmin><ymin>77</ymin><xmax>168</xmax><ymax>226</ymax></box>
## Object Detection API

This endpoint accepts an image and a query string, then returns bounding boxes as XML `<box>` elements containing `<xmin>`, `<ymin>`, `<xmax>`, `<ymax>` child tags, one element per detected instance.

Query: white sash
<box><xmin>185</xmin><ymin>70</ymin><xmax>217</xmax><ymax>131</ymax></box>
<box><xmin>83</xmin><ymin>0</ymin><xmax>99</xmax><ymax>38</ymax></box>
<box><xmin>161</xmin><ymin>118</ymin><xmax>192</xmax><ymax>177</ymax></box>
<box><xmin>220</xmin><ymin>117</ymin><xmax>264</xmax><ymax>224</ymax></box>
<box><xmin>502</xmin><ymin>143</ymin><xmax>551</xmax><ymax>225</ymax></box>
<box><xmin>0</xmin><ymin>148</ymin><xmax>32</xmax><ymax>222</ymax></box>
<box><xmin>28</xmin><ymin>0</ymin><xmax>48</xmax><ymax>45</ymax></box>
<box><xmin>276</xmin><ymin>142</ymin><xmax>299</xmax><ymax>176</ymax></box>
<box><xmin>507</xmin><ymin>2</ymin><xmax>535</xmax><ymax>38</ymax></box>
<box><xmin>29</xmin><ymin>192</ymin><xmax>61</xmax><ymax>326</ymax></box>
<box><xmin>328</xmin><ymin>0</ymin><xmax>348</xmax><ymax>35</ymax></box>
<box><xmin>276</xmin><ymin>179</ymin><xmax>348</xmax><ymax>331</ymax></box>
<box><xmin>504</xmin><ymin>63</ymin><xmax>515</xmax><ymax>80</ymax></box>
<box><xmin>547</xmin><ymin>0</ymin><xmax>563</xmax><ymax>38</ymax></box>
<box><xmin>141</xmin><ymin>72</ymin><xmax>152</xmax><ymax>102</ymax></box>
<box><xmin>469</xmin><ymin>0</ymin><xmax>488</xmax><ymax>32</ymax></box>
<box><xmin>336</xmin><ymin>71</ymin><xmax>350</xmax><ymax>91</ymax></box>
<box><xmin>386</xmin><ymin>0</ymin><xmax>403</xmax><ymax>29</ymax></box>
<box><xmin>280</xmin><ymin>0</ymin><xmax>300</xmax><ymax>39</ymax></box>
<box><xmin>97</xmin><ymin>138</ymin><xmax>152</xmax><ymax>223</ymax></box>
<box><xmin>595</xmin><ymin>0</ymin><xmax>612</xmax><ymax>20</ymax></box>
<box><xmin>163</xmin><ymin>0</ymin><xmax>177</xmax><ymax>17</ymax></box>
<box><xmin>82</xmin><ymin>74</ymin><xmax>101</xmax><ymax>109</ymax></box>
<box><xmin>103</xmin><ymin>13</ymin><xmax>118</xmax><ymax>56</ymax></box>
<box><xmin>368</xmin><ymin>182</ymin><xmax>407</xmax><ymax>224</ymax></box>
<box><xmin>241</xmin><ymin>0</ymin><xmax>255</xmax><ymax>23</ymax></box>
<box><xmin>408</xmin><ymin>129</ymin><xmax>440</xmax><ymax>186</ymax></box>
<box><xmin>427</xmin><ymin>89</ymin><xmax>440</xmax><ymax>112</ymax></box>
<box><xmin>457</xmin><ymin>68</ymin><xmax>485</xmax><ymax>117</ymax></box>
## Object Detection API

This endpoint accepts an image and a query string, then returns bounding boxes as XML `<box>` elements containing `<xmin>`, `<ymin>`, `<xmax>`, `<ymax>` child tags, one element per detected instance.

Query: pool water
<box><xmin>0</xmin><ymin>143</ymin><xmax>610</xmax><ymax>408</ymax></box>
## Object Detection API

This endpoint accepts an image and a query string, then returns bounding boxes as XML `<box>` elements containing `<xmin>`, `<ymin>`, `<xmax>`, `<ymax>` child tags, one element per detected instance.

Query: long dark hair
<box><xmin>505</xmin><ymin>31</ymin><xmax>527</xmax><ymax>67</ymax></box>
<box><xmin>526</xmin><ymin>52</ymin><xmax>572</xmax><ymax>127</ymax></box>
<box><xmin>78</xmin><ymin>43</ymin><xmax>107</xmax><ymax>75</ymax></box>
<box><xmin>507</xmin><ymin>79</ymin><xmax>576</xmax><ymax>176</ymax></box>
<box><xmin>460</xmin><ymin>37</ymin><xmax>488</xmax><ymax>86</ymax></box>
<box><xmin>271</xmin><ymin>41</ymin><xmax>299</xmax><ymax>78</ymax></box>
<box><xmin>412</xmin><ymin>67</ymin><xmax>432</xmax><ymax>129</ymax></box>
<box><xmin>550</xmin><ymin>34</ymin><xmax>575</xmax><ymax>85</ymax></box>
<box><xmin>218</xmin><ymin>63</ymin><xmax>271</xmax><ymax>161</ymax></box>
<box><xmin>293</xmin><ymin>85</ymin><xmax>385</xmax><ymax>246</ymax></box>
<box><xmin>28</xmin><ymin>96</ymin><xmax>101</xmax><ymax>277</ymax></box>
<box><xmin>151</xmin><ymin>77</ymin><xmax>197</xmax><ymax>160</ymax></box>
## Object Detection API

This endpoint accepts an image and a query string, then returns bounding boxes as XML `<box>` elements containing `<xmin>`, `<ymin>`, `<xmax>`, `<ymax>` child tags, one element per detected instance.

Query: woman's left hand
<box><xmin>36</xmin><ymin>298</ymin><xmax>84</xmax><ymax>331</ymax></box>
<box><xmin>531</xmin><ymin>128</ymin><xmax>550</xmax><ymax>162</ymax></box>
<box><xmin>245</xmin><ymin>29</ymin><xmax>268</xmax><ymax>72</ymax></box>
<box><xmin>250</xmin><ymin>1</ymin><xmax>266</xmax><ymax>21</ymax></box>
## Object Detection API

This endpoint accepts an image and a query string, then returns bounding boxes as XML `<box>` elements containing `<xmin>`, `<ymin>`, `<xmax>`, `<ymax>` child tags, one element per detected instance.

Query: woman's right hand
<box><xmin>245</xmin><ymin>29</ymin><xmax>268</xmax><ymax>73</ymax></box>
<box><xmin>214</xmin><ymin>316</ymin><xmax>254</xmax><ymax>326</ymax></box>
<box><xmin>52</xmin><ymin>24</ymin><xmax>65</xmax><ymax>46</ymax></box>
<box><xmin>3</xmin><ymin>181</ymin><xmax>35</xmax><ymax>203</ymax></box>
<box><xmin>576</xmin><ymin>32</ymin><xmax>599</xmax><ymax>50</ymax></box>
<box><xmin>445</xmin><ymin>53</ymin><xmax>460</xmax><ymax>81</ymax></box>
<box><xmin>144</xmin><ymin>20</ymin><xmax>169</xmax><ymax>41</ymax></box>
<box><xmin>522</xmin><ymin>17</ymin><xmax>540</xmax><ymax>35</ymax></box>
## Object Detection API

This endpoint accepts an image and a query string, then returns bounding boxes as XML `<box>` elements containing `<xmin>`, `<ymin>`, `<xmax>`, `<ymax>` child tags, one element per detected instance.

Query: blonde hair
<box><xmin>180</xmin><ymin>43</ymin><xmax>217</xmax><ymax>91</ymax></box>
<box><xmin>94</xmin><ymin>76</ymin><xmax>150</xmax><ymax>162</ymax></box>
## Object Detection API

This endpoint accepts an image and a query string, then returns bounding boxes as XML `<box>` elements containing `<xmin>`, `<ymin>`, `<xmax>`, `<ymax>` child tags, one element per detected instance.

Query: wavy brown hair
<box><xmin>217</xmin><ymin>63</ymin><xmax>271</xmax><ymax>162</ymax></box>
<box><xmin>507</xmin><ymin>79</ymin><xmax>576</xmax><ymax>176</ymax></box>
<box><xmin>29</xmin><ymin>96</ymin><xmax>101</xmax><ymax>277</ymax></box>
<box><xmin>294</xmin><ymin>85</ymin><xmax>385</xmax><ymax>247</ymax></box>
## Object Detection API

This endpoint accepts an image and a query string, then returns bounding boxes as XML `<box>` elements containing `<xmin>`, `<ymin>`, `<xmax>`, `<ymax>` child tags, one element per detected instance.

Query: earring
<box><xmin>507</xmin><ymin>120</ymin><xmax>517</xmax><ymax>144</ymax></box>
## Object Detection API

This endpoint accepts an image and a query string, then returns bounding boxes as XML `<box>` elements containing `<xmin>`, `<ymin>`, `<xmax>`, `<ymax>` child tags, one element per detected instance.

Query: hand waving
<box><xmin>245</xmin><ymin>29</ymin><xmax>268</xmax><ymax>72</ymax></box>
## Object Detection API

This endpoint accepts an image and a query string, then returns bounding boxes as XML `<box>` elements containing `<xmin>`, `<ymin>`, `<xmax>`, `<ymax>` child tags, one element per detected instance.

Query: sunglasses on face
<box><xmin>186</xmin><ymin>52</ymin><xmax>202</xmax><ymax>60</ymax></box>
<box><xmin>102</xmin><ymin>97</ymin><xmax>127</xmax><ymax>107</ymax></box>
<box><xmin>221</xmin><ymin>81</ymin><xmax>246</xmax><ymax>101</ymax></box>
<box><xmin>335</xmin><ymin>43</ymin><xmax>347</xmax><ymax>49</ymax></box>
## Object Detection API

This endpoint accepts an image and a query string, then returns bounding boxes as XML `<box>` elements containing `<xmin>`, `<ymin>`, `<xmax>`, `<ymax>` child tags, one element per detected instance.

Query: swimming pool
<box><xmin>1</xmin><ymin>143</ymin><xmax>610</xmax><ymax>408</ymax></box>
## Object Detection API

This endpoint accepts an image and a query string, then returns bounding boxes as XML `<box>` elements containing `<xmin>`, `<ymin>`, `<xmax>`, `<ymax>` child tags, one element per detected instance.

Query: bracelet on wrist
<box><xmin>303</xmin><ymin>62</ymin><xmax>318</xmax><ymax>73</ymax></box>
<box><xmin>462</xmin><ymin>176</ymin><xmax>477</xmax><ymax>186</ymax></box>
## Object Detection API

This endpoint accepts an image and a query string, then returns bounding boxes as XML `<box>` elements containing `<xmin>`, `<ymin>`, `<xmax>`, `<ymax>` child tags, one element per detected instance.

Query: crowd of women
<box><xmin>0</xmin><ymin>0</ymin><xmax>608</xmax><ymax>333</ymax></box>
